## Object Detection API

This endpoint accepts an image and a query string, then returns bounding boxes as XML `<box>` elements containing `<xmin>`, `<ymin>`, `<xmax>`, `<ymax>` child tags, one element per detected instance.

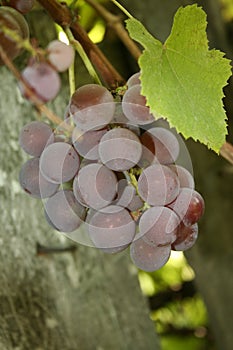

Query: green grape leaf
<box><xmin>126</xmin><ymin>5</ymin><xmax>232</xmax><ymax>152</ymax></box>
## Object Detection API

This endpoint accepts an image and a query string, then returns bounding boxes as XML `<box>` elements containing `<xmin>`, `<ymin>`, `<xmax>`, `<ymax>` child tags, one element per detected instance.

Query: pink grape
<box><xmin>139</xmin><ymin>206</ymin><xmax>179</xmax><ymax>247</ymax></box>
<box><xmin>20</xmin><ymin>62</ymin><xmax>61</xmax><ymax>102</ymax></box>
<box><xmin>47</xmin><ymin>40</ymin><xmax>75</xmax><ymax>72</ymax></box>
<box><xmin>130</xmin><ymin>237</ymin><xmax>171</xmax><ymax>272</ymax></box>
<box><xmin>69</xmin><ymin>84</ymin><xmax>115</xmax><ymax>131</ymax></box>
<box><xmin>19</xmin><ymin>121</ymin><xmax>54</xmax><ymax>157</ymax></box>
<box><xmin>122</xmin><ymin>84</ymin><xmax>155</xmax><ymax>125</ymax></box>
<box><xmin>138</xmin><ymin>164</ymin><xmax>180</xmax><ymax>206</ymax></box>
<box><xmin>167</xmin><ymin>188</ymin><xmax>205</xmax><ymax>226</ymax></box>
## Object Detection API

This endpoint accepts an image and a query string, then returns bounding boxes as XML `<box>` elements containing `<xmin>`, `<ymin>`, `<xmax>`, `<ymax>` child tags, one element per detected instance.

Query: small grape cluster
<box><xmin>0</xmin><ymin>3</ymin><xmax>74</xmax><ymax>101</ymax></box>
<box><xmin>19</xmin><ymin>72</ymin><xmax>205</xmax><ymax>272</ymax></box>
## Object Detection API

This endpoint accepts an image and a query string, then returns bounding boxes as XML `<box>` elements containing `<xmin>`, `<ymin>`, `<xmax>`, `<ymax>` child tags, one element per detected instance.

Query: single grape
<box><xmin>72</xmin><ymin>127</ymin><xmax>108</xmax><ymax>160</ymax></box>
<box><xmin>73</xmin><ymin>163</ymin><xmax>117</xmax><ymax>210</ymax></box>
<box><xmin>99</xmin><ymin>127</ymin><xmax>142</xmax><ymax>171</ymax></box>
<box><xmin>113</xmin><ymin>179</ymin><xmax>135</xmax><ymax>207</ymax></box>
<box><xmin>169</xmin><ymin>164</ymin><xmax>194</xmax><ymax>189</ymax></box>
<box><xmin>20</xmin><ymin>62</ymin><xmax>61</xmax><ymax>102</ymax></box>
<box><xmin>19</xmin><ymin>157</ymin><xmax>59</xmax><ymax>198</ymax></box>
<box><xmin>138</xmin><ymin>164</ymin><xmax>180</xmax><ymax>206</ymax></box>
<box><xmin>138</xmin><ymin>206</ymin><xmax>179</xmax><ymax>247</ymax></box>
<box><xmin>167</xmin><ymin>188</ymin><xmax>205</xmax><ymax>226</ymax></box>
<box><xmin>172</xmin><ymin>222</ymin><xmax>198</xmax><ymax>251</ymax></box>
<box><xmin>47</xmin><ymin>40</ymin><xmax>75</xmax><ymax>72</ymax></box>
<box><xmin>7</xmin><ymin>0</ymin><xmax>34</xmax><ymax>14</ymax></box>
<box><xmin>122</xmin><ymin>84</ymin><xmax>155</xmax><ymax>125</ymax></box>
<box><xmin>88</xmin><ymin>205</ymin><xmax>136</xmax><ymax>253</ymax></box>
<box><xmin>69</xmin><ymin>84</ymin><xmax>115</xmax><ymax>131</ymax></box>
<box><xmin>0</xmin><ymin>6</ymin><xmax>29</xmax><ymax>64</ymax></box>
<box><xmin>45</xmin><ymin>190</ymin><xmax>86</xmax><ymax>233</ymax></box>
<box><xmin>113</xmin><ymin>179</ymin><xmax>143</xmax><ymax>211</ymax></box>
<box><xmin>127</xmin><ymin>195</ymin><xmax>144</xmax><ymax>212</ymax></box>
<box><xmin>126</xmin><ymin>72</ymin><xmax>141</xmax><ymax>88</ymax></box>
<box><xmin>140</xmin><ymin>127</ymin><xmax>180</xmax><ymax>165</ymax></box>
<box><xmin>40</xmin><ymin>142</ymin><xmax>80</xmax><ymax>184</ymax></box>
<box><xmin>19</xmin><ymin>121</ymin><xmax>54</xmax><ymax>157</ymax></box>
<box><xmin>130</xmin><ymin>237</ymin><xmax>171</xmax><ymax>272</ymax></box>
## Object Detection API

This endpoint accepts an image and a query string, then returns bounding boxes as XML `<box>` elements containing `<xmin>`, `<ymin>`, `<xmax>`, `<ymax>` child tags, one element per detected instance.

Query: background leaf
<box><xmin>126</xmin><ymin>5</ymin><xmax>232</xmax><ymax>152</ymax></box>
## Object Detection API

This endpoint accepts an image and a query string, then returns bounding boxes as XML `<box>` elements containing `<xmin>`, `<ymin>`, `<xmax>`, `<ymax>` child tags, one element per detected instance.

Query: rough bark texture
<box><xmin>0</xmin><ymin>65</ymin><xmax>160</xmax><ymax>349</ymax></box>
<box><xmin>121</xmin><ymin>1</ymin><xmax>233</xmax><ymax>350</ymax></box>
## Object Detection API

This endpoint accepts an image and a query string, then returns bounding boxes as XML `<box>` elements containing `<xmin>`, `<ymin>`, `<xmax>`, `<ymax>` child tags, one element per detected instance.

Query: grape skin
<box><xmin>139</xmin><ymin>206</ymin><xmax>179</xmax><ymax>247</ymax></box>
<box><xmin>126</xmin><ymin>72</ymin><xmax>141</xmax><ymax>89</ymax></box>
<box><xmin>7</xmin><ymin>0</ymin><xmax>34</xmax><ymax>14</ymax></box>
<box><xmin>20</xmin><ymin>62</ymin><xmax>61</xmax><ymax>103</ymax></box>
<box><xmin>122</xmin><ymin>84</ymin><xmax>155</xmax><ymax>125</ymax></box>
<box><xmin>19</xmin><ymin>157</ymin><xmax>59</xmax><ymax>198</ymax></box>
<box><xmin>140</xmin><ymin>127</ymin><xmax>180</xmax><ymax>165</ymax></box>
<box><xmin>69</xmin><ymin>84</ymin><xmax>115</xmax><ymax>131</ymax></box>
<box><xmin>130</xmin><ymin>237</ymin><xmax>171</xmax><ymax>272</ymax></box>
<box><xmin>0</xmin><ymin>6</ymin><xmax>29</xmax><ymax>64</ymax></box>
<box><xmin>47</xmin><ymin>40</ymin><xmax>75</xmax><ymax>72</ymax></box>
<box><xmin>45</xmin><ymin>190</ymin><xmax>86</xmax><ymax>233</ymax></box>
<box><xmin>40</xmin><ymin>142</ymin><xmax>80</xmax><ymax>184</ymax></box>
<box><xmin>19</xmin><ymin>121</ymin><xmax>54</xmax><ymax>157</ymax></box>
<box><xmin>72</xmin><ymin>127</ymin><xmax>108</xmax><ymax>160</ymax></box>
<box><xmin>167</xmin><ymin>188</ymin><xmax>205</xmax><ymax>226</ymax></box>
<box><xmin>88</xmin><ymin>205</ymin><xmax>136</xmax><ymax>253</ymax></box>
<box><xmin>98</xmin><ymin>127</ymin><xmax>142</xmax><ymax>171</ymax></box>
<box><xmin>169</xmin><ymin>164</ymin><xmax>194</xmax><ymax>189</ymax></box>
<box><xmin>73</xmin><ymin>163</ymin><xmax>118</xmax><ymax>210</ymax></box>
<box><xmin>138</xmin><ymin>164</ymin><xmax>180</xmax><ymax>206</ymax></box>
<box><xmin>172</xmin><ymin>222</ymin><xmax>198</xmax><ymax>251</ymax></box>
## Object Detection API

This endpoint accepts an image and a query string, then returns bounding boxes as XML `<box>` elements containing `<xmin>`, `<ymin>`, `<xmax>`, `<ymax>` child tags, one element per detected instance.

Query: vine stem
<box><xmin>0</xmin><ymin>46</ymin><xmax>71</xmax><ymax>130</ymax></box>
<box><xmin>65</xmin><ymin>27</ymin><xmax>102</xmax><ymax>85</ymax></box>
<box><xmin>37</xmin><ymin>0</ymin><xmax>125</xmax><ymax>89</ymax></box>
<box><xmin>110</xmin><ymin>0</ymin><xmax>133</xmax><ymax>19</ymax></box>
<box><xmin>85</xmin><ymin>0</ymin><xmax>141</xmax><ymax>61</ymax></box>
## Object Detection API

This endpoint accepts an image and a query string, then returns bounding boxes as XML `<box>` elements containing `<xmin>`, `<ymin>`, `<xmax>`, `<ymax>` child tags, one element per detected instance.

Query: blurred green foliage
<box><xmin>138</xmin><ymin>252</ymin><xmax>215</xmax><ymax>350</ymax></box>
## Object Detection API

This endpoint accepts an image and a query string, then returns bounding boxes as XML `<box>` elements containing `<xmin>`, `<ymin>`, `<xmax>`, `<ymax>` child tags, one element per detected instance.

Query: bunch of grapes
<box><xmin>18</xmin><ymin>72</ymin><xmax>205</xmax><ymax>272</ymax></box>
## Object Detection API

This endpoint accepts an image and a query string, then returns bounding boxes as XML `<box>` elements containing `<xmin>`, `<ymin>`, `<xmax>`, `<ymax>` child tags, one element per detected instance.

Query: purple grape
<box><xmin>130</xmin><ymin>237</ymin><xmax>171</xmax><ymax>272</ymax></box>
<box><xmin>126</xmin><ymin>72</ymin><xmax>141</xmax><ymax>88</ymax></box>
<box><xmin>40</xmin><ymin>142</ymin><xmax>80</xmax><ymax>184</ymax></box>
<box><xmin>172</xmin><ymin>222</ymin><xmax>198</xmax><ymax>251</ymax></box>
<box><xmin>127</xmin><ymin>195</ymin><xmax>144</xmax><ymax>212</ymax></box>
<box><xmin>88</xmin><ymin>205</ymin><xmax>136</xmax><ymax>253</ymax></box>
<box><xmin>169</xmin><ymin>165</ymin><xmax>194</xmax><ymax>189</ymax></box>
<box><xmin>139</xmin><ymin>206</ymin><xmax>179</xmax><ymax>247</ymax></box>
<box><xmin>72</xmin><ymin>127</ymin><xmax>108</xmax><ymax>160</ymax></box>
<box><xmin>19</xmin><ymin>121</ymin><xmax>54</xmax><ymax>157</ymax></box>
<box><xmin>19</xmin><ymin>157</ymin><xmax>59</xmax><ymax>198</ymax></box>
<box><xmin>73</xmin><ymin>163</ymin><xmax>117</xmax><ymax>210</ymax></box>
<box><xmin>0</xmin><ymin>6</ymin><xmax>29</xmax><ymax>64</ymax></box>
<box><xmin>20</xmin><ymin>62</ymin><xmax>61</xmax><ymax>102</ymax></box>
<box><xmin>69</xmin><ymin>84</ymin><xmax>115</xmax><ymax>131</ymax></box>
<box><xmin>7</xmin><ymin>0</ymin><xmax>34</xmax><ymax>14</ymax></box>
<box><xmin>138</xmin><ymin>164</ymin><xmax>180</xmax><ymax>206</ymax></box>
<box><xmin>122</xmin><ymin>85</ymin><xmax>155</xmax><ymax>125</ymax></box>
<box><xmin>140</xmin><ymin>127</ymin><xmax>180</xmax><ymax>165</ymax></box>
<box><xmin>45</xmin><ymin>190</ymin><xmax>86</xmax><ymax>233</ymax></box>
<box><xmin>167</xmin><ymin>188</ymin><xmax>205</xmax><ymax>226</ymax></box>
<box><xmin>98</xmin><ymin>127</ymin><xmax>142</xmax><ymax>171</ymax></box>
<box><xmin>113</xmin><ymin>179</ymin><xmax>143</xmax><ymax>211</ymax></box>
<box><xmin>47</xmin><ymin>40</ymin><xmax>75</xmax><ymax>72</ymax></box>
